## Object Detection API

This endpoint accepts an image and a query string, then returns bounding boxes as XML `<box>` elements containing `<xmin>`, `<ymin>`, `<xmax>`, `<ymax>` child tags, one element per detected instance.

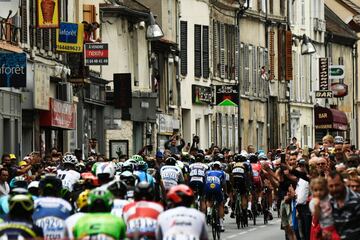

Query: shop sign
<box><xmin>34</xmin><ymin>63</ymin><xmax>51</xmax><ymax>110</ymax></box>
<box><xmin>0</xmin><ymin>53</ymin><xmax>26</xmax><ymax>87</ymax></box>
<box><xmin>215</xmin><ymin>85</ymin><xmax>238</xmax><ymax>106</ymax></box>
<box><xmin>40</xmin><ymin>98</ymin><xmax>76</xmax><ymax>129</ymax></box>
<box><xmin>56</xmin><ymin>22</ymin><xmax>84</xmax><ymax>52</ymax></box>
<box><xmin>192</xmin><ymin>85</ymin><xmax>212</xmax><ymax>105</ymax></box>
<box><xmin>84</xmin><ymin>43</ymin><xmax>109</xmax><ymax>66</ymax></box>
<box><xmin>329</xmin><ymin>65</ymin><xmax>345</xmax><ymax>79</ymax></box>
<box><xmin>37</xmin><ymin>0</ymin><xmax>60</xmax><ymax>28</ymax></box>
<box><xmin>319</xmin><ymin>58</ymin><xmax>329</xmax><ymax>91</ymax></box>
<box><xmin>331</xmin><ymin>83</ymin><xmax>348</xmax><ymax>97</ymax></box>
<box><xmin>315</xmin><ymin>90</ymin><xmax>333</xmax><ymax>98</ymax></box>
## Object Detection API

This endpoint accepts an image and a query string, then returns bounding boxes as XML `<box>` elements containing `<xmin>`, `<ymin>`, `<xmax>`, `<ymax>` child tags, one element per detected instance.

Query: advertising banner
<box><xmin>56</xmin><ymin>22</ymin><xmax>84</xmax><ymax>52</ymax></box>
<box><xmin>37</xmin><ymin>0</ymin><xmax>60</xmax><ymax>28</ymax></box>
<box><xmin>192</xmin><ymin>85</ymin><xmax>212</xmax><ymax>105</ymax></box>
<box><xmin>215</xmin><ymin>85</ymin><xmax>238</xmax><ymax>106</ymax></box>
<box><xmin>84</xmin><ymin>43</ymin><xmax>109</xmax><ymax>65</ymax></box>
<box><xmin>0</xmin><ymin>53</ymin><xmax>26</xmax><ymax>87</ymax></box>
<box><xmin>40</xmin><ymin>98</ymin><xmax>76</xmax><ymax>129</ymax></box>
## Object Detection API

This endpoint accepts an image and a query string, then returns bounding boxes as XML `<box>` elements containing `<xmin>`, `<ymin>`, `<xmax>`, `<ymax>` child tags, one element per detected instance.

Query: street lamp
<box><xmin>301</xmin><ymin>34</ymin><xmax>316</xmax><ymax>55</ymax></box>
<box><xmin>146</xmin><ymin>12</ymin><xmax>164</xmax><ymax>40</ymax></box>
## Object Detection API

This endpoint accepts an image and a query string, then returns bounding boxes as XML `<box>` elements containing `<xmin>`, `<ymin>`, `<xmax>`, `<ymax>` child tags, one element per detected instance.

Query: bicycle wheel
<box><xmin>211</xmin><ymin>208</ymin><xmax>217</xmax><ymax>240</ymax></box>
<box><xmin>235</xmin><ymin>198</ymin><xmax>241</xmax><ymax>229</ymax></box>
<box><xmin>262</xmin><ymin>197</ymin><xmax>268</xmax><ymax>224</ymax></box>
<box><xmin>252</xmin><ymin>202</ymin><xmax>257</xmax><ymax>226</ymax></box>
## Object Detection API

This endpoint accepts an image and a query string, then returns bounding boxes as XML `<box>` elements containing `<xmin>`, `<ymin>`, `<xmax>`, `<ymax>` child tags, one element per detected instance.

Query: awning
<box><xmin>314</xmin><ymin>106</ymin><xmax>348</xmax><ymax>131</ymax></box>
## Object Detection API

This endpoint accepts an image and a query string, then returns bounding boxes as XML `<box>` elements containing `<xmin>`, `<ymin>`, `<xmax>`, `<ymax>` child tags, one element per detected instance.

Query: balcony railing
<box><xmin>0</xmin><ymin>21</ymin><xmax>20</xmax><ymax>45</ymax></box>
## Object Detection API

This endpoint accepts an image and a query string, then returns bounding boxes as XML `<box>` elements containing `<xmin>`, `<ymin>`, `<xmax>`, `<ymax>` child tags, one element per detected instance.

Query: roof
<box><xmin>123</xmin><ymin>0</ymin><xmax>149</xmax><ymax>12</ymax></box>
<box><xmin>325</xmin><ymin>5</ymin><xmax>358</xmax><ymax>44</ymax></box>
<box><xmin>336</xmin><ymin>0</ymin><xmax>360</xmax><ymax>14</ymax></box>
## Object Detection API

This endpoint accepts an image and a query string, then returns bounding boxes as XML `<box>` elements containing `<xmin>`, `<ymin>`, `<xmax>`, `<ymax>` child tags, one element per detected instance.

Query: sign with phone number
<box><xmin>56</xmin><ymin>22</ymin><xmax>84</xmax><ymax>53</ymax></box>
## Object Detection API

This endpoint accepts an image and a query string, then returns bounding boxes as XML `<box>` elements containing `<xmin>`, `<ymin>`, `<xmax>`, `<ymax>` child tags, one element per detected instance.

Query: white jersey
<box><xmin>111</xmin><ymin>199</ymin><xmax>129</xmax><ymax>218</ymax></box>
<box><xmin>156</xmin><ymin>206</ymin><xmax>208</xmax><ymax>240</ymax></box>
<box><xmin>160</xmin><ymin>165</ymin><xmax>184</xmax><ymax>190</ymax></box>
<box><xmin>57</xmin><ymin>169</ymin><xmax>81</xmax><ymax>192</ymax></box>
<box><xmin>65</xmin><ymin>212</ymin><xmax>85</xmax><ymax>239</ymax></box>
<box><xmin>189</xmin><ymin>163</ymin><xmax>208</xmax><ymax>183</ymax></box>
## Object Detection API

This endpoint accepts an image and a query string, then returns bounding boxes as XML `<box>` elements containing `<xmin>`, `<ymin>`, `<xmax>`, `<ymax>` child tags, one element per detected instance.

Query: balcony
<box><xmin>0</xmin><ymin>21</ymin><xmax>19</xmax><ymax>45</ymax></box>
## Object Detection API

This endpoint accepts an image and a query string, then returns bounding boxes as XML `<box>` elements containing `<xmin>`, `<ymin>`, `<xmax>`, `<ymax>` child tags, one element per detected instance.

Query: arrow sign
<box><xmin>329</xmin><ymin>65</ymin><xmax>345</xmax><ymax>79</ymax></box>
<box><xmin>218</xmin><ymin>99</ymin><xmax>238</xmax><ymax>107</ymax></box>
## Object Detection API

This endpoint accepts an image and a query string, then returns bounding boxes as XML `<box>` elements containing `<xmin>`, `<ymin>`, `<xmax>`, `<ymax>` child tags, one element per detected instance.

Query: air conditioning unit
<box><xmin>56</xmin><ymin>82</ymin><xmax>73</xmax><ymax>102</ymax></box>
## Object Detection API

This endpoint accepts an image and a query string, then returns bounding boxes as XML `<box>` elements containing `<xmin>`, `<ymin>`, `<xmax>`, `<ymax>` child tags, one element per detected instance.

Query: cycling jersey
<box><xmin>123</xmin><ymin>200</ymin><xmax>164</xmax><ymax>238</ymax></box>
<box><xmin>204</xmin><ymin>170</ymin><xmax>226</xmax><ymax>202</ymax></box>
<box><xmin>156</xmin><ymin>206</ymin><xmax>208</xmax><ymax>240</ymax></box>
<box><xmin>33</xmin><ymin>197</ymin><xmax>72</xmax><ymax>239</ymax></box>
<box><xmin>0</xmin><ymin>221</ymin><xmax>43</xmax><ymax>239</ymax></box>
<box><xmin>65</xmin><ymin>213</ymin><xmax>85</xmax><ymax>239</ymax></box>
<box><xmin>111</xmin><ymin>199</ymin><xmax>129</xmax><ymax>218</ymax></box>
<box><xmin>73</xmin><ymin>213</ymin><xmax>126</xmax><ymax>239</ymax></box>
<box><xmin>189</xmin><ymin>163</ymin><xmax>208</xmax><ymax>183</ymax></box>
<box><xmin>57</xmin><ymin>169</ymin><xmax>81</xmax><ymax>192</ymax></box>
<box><xmin>134</xmin><ymin>171</ymin><xmax>155</xmax><ymax>188</ymax></box>
<box><xmin>160</xmin><ymin>165</ymin><xmax>184</xmax><ymax>190</ymax></box>
<box><xmin>231</xmin><ymin>162</ymin><xmax>248</xmax><ymax>194</ymax></box>
<box><xmin>251</xmin><ymin>162</ymin><xmax>262</xmax><ymax>189</ymax></box>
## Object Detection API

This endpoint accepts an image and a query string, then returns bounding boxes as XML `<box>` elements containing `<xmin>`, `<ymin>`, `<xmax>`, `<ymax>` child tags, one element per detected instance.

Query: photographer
<box><xmin>164</xmin><ymin>134</ymin><xmax>185</xmax><ymax>155</ymax></box>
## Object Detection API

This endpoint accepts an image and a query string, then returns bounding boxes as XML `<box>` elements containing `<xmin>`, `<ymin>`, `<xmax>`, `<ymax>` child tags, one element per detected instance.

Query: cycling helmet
<box><xmin>122</xmin><ymin>160</ymin><xmax>136</xmax><ymax>172</ymax></box>
<box><xmin>76</xmin><ymin>162</ymin><xmax>86</xmax><ymax>173</ymax></box>
<box><xmin>120</xmin><ymin>171</ymin><xmax>137</xmax><ymax>187</ymax></box>
<box><xmin>39</xmin><ymin>174</ymin><xmax>62</xmax><ymax>197</ymax></box>
<box><xmin>204</xmin><ymin>155</ymin><xmax>212</xmax><ymax>163</ymax></box>
<box><xmin>131</xmin><ymin>155</ymin><xmax>143</xmax><ymax>162</ymax></box>
<box><xmin>214</xmin><ymin>153</ymin><xmax>224</xmax><ymax>162</ymax></box>
<box><xmin>88</xmin><ymin>188</ymin><xmax>114</xmax><ymax>212</ymax></box>
<box><xmin>76</xmin><ymin>189</ymin><xmax>90</xmax><ymax>212</ymax></box>
<box><xmin>134</xmin><ymin>181</ymin><xmax>154</xmax><ymax>201</ymax></box>
<box><xmin>28</xmin><ymin>181</ymin><xmax>39</xmax><ymax>190</ymax></box>
<box><xmin>136</xmin><ymin>160</ymin><xmax>148</xmax><ymax>171</ymax></box>
<box><xmin>106</xmin><ymin>179</ymin><xmax>128</xmax><ymax>198</ymax></box>
<box><xmin>175</xmin><ymin>160</ymin><xmax>184</xmax><ymax>170</ymax></box>
<box><xmin>44</xmin><ymin>166</ymin><xmax>58</xmax><ymax>174</ymax></box>
<box><xmin>95</xmin><ymin>162</ymin><xmax>115</xmax><ymax>179</ymax></box>
<box><xmin>248</xmin><ymin>153</ymin><xmax>258</xmax><ymax>163</ymax></box>
<box><xmin>165</xmin><ymin>157</ymin><xmax>177</xmax><ymax>166</ymax></box>
<box><xmin>63</xmin><ymin>154</ymin><xmax>78</xmax><ymax>165</ymax></box>
<box><xmin>211</xmin><ymin>161</ymin><xmax>222</xmax><ymax>170</ymax></box>
<box><xmin>258</xmin><ymin>153</ymin><xmax>268</xmax><ymax>160</ymax></box>
<box><xmin>8</xmin><ymin>194</ymin><xmax>34</xmax><ymax>216</ymax></box>
<box><xmin>166</xmin><ymin>184</ymin><xmax>194</xmax><ymax>207</ymax></box>
<box><xmin>9</xmin><ymin>176</ymin><xmax>28</xmax><ymax>189</ymax></box>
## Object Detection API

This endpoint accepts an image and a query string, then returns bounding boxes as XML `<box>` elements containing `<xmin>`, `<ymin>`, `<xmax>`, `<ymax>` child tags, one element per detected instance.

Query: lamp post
<box><xmin>146</xmin><ymin>12</ymin><xmax>164</xmax><ymax>40</ymax></box>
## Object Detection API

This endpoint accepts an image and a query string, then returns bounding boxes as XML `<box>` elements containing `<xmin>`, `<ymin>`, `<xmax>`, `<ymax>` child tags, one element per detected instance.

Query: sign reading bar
<box><xmin>0</xmin><ymin>53</ymin><xmax>26</xmax><ymax>87</ymax></box>
<box><xmin>56</xmin><ymin>22</ymin><xmax>84</xmax><ymax>52</ymax></box>
<box><xmin>37</xmin><ymin>0</ymin><xmax>60</xmax><ymax>28</ymax></box>
<box><xmin>192</xmin><ymin>85</ymin><xmax>212</xmax><ymax>105</ymax></box>
<box><xmin>215</xmin><ymin>85</ymin><xmax>238</xmax><ymax>106</ymax></box>
<box><xmin>329</xmin><ymin>65</ymin><xmax>345</xmax><ymax>79</ymax></box>
<box><xmin>315</xmin><ymin>90</ymin><xmax>333</xmax><ymax>98</ymax></box>
<box><xmin>319</xmin><ymin>58</ymin><xmax>329</xmax><ymax>91</ymax></box>
<box><xmin>84</xmin><ymin>43</ymin><xmax>109</xmax><ymax>65</ymax></box>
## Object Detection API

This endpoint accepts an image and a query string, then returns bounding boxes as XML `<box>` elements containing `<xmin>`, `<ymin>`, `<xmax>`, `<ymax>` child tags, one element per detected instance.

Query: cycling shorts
<box><xmin>204</xmin><ymin>187</ymin><xmax>224</xmax><ymax>203</ymax></box>
<box><xmin>232</xmin><ymin>175</ymin><xmax>247</xmax><ymax>195</ymax></box>
<box><xmin>189</xmin><ymin>180</ymin><xmax>204</xmax><ymax>196</ymax></box>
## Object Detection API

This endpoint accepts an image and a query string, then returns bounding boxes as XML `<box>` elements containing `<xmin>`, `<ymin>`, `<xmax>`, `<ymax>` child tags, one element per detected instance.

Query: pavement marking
<box><xmin>227</xmin><ymin>234</ymin><xmax>238</xmax><ymax>239</ymax></box>
<box><xmin>248</xmin><ymin>228</ymin><xmax>256</xmax><ymax>232</ymax></box>
<box><xmin>259</xmin><ymin>225</ymin><xmax>266</xmax><ymax>228</ymax></box>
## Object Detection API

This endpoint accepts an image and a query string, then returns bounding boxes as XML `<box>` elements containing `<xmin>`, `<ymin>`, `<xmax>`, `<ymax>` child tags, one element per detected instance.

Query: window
<box><xmin>243</xmin><ymin>44</ymin><xmax>250</xmax><ymax>93</ymax></box>
<box><xmin>180</xmin><ymin>21</ymin><xmax>187</xmax><ymax>76</ymax></box>
<box><xmin>301</xmin><ymin>0</ymin><xmax>305</xmax><ymax>25</ymax></box>
<box><xmin>194</xmin><ymin>24</ymin><xmax>202</xmax><ymax>78</ymax></box>
<box><xmin>83</xmin><ymin>4</ymin><xmax>96</xmax><ymax>38</ymax></box>
<box><xmin>213</xmin><ymin>20</ymin><xmax>219</xmax><ymax>78</ymax></box>
<box><xmin>259</xmin><ymin>0</ymin><xmax>266</xmax><ymax>13</ymax></box>
<box><xmin>252</xmin><ymin>46</ymin><xmax>258</xmax><ymax>96</ymax></box>
<box><xmin>219</xmin><ymin>23</ymin><xmax>225</xmax><ymax>78</ymax></box>
<box><xmin>248</xmin><ymin>45</ymin><xmax>254</xmax><ymax>95</ymax></box>
<box><xmin>269</xmin><ymin>0</ymin><xmax>273</xmax><ymax>14</ymax></box>
<box><xmin>167</xmin><ymin>0</ymin><xmax>173</xmax><ymax>31</ymax></box>
<box><xmin>20</xmin><ymin>0</ymin><xmax>27</xmax><ymax>44</ymax></box>
<box><xmin>303</xmin><ymin>125</ymin><xmax>308</xmax><ymax>146</ymax></box>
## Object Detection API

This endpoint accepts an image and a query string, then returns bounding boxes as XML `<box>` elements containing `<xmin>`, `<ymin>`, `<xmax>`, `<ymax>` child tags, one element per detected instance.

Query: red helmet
<box><xmin>166</xmin><ymin>184</ymin><xmax>194</xmax><ymax>207</ymax></box>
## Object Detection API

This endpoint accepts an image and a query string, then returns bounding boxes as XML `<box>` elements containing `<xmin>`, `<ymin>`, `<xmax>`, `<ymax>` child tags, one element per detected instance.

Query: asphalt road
<box><xmin>207</xmin><ymin>213</ymin><xmax>285</xmax><ymax>240</ymax></box>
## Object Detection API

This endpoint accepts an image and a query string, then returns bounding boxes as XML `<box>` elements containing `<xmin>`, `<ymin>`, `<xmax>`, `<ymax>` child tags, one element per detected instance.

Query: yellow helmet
<box><xmin>76</xmin><ymin>189</ymin><xmax>90</xmax><ymax>211</ymax></box>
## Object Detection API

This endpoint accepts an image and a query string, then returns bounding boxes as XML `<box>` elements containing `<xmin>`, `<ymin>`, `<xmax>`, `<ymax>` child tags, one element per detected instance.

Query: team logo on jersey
<box><xmin>210</xmin><ymin>183</ymin><xmax>216</xmax><ymax>189</ymax></box>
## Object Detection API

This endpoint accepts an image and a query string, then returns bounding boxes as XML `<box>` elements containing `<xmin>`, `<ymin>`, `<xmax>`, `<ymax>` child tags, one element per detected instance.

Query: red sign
<box><xmin>84</xmin><ymin>43</ymin><xmax>109</xmax><ymax>65</ymax></box>
<box><xmin>40</xmin><ymin>98</ymin><xmax>76</xmax><ymax>129</ymax></box>
<box><xmin>331</xmin><ymin>83</ymin><xmax>348</xmax><ymax>98</ymax></box>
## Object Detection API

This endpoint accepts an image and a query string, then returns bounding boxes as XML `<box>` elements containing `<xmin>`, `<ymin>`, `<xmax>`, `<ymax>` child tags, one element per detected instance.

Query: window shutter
<box><xmin>235</xmin><ymin>26</ymin><xmax>239</xmax><ymax>81</ymax></box>
<box><xmin>253</xmin><ymin>46</ymin><xmax>257</xmax><ymax>96</ymax></box>
<box><xmin>285</xmin><ymin>31</ymin><xmax>293</xmax><ymax>80</ymax></box>
<box><xmin>29</xmin><ymin>0</ymin><xmax>35</xmax><ymax>48</ymax></box>
<box><xmin>194</xmin><ymin>24</ymin><xmax>202</xmax><ymax>78</ymax></box>
<box><xmin>240</xmin><ymin>43</ymin><xmax>244</xmax><ymax>94</ymax></box>
<box><xmin>269</xmin><ymin>29</ymin><xmax>275</xmax><ymax>80</ymax></box>
<box><xmin>20</xmin><ymin>0</ymin><xmax>27</xmax><ymax>44</ymax></box>
<box><xmin>51</xmin><ymin>29</ymin><xmax>56</xmax><ymax>51</ymax></box>
<box><xmin>83</xmin><ymin>5</ymin><xmax>96</xmax><ymax>23</ymax></box>
<box><xmin>36</xmin><ymin>29</ymin><xmax>42</xmax><ymax>49</ymax></box>
<box><xmin>244</xmin><ymin>44</ymin><xmax>250</xmax><ymax>94</ymax></box>
<box><xmin>43</xmin><ymin>29</ymin><xmax>50</xmax><ymax>51</ymax></box>
<box><xmin>180</xmin><ymin>21</ymin><xmax>187</xmax><ymax>76</ymax></box>
<box><xmin>213</xmin><ymin>20</ymin><xmax>218</xmax><ymax>78</ymax></box>
<box><xmin>202</xmin><ymin>25</ymin><xmax>209</xmax><ymax>79</ymax></box>
<box><xmin>220</xmin><ymin>23</ymin><xmax>225</xmax><ymax>79</ymax></box>
<box><xmin>264</xmin><ymin>49</ymin><xmax>269</xmax><ymax>96</ymax></box>
<box><xmin>278</xmin><ymin>28</ymin><xmax>284</xmax><ymax>81</ymax></box>
<box><xmin>270</xmin><ymin>0</ymin><xmax>273</xmax><ymax>14</ymax></box>
<box><xmin>258</xmin><ymin>47</ymin><xmax>262</xmax><ymax>97</ymax></box>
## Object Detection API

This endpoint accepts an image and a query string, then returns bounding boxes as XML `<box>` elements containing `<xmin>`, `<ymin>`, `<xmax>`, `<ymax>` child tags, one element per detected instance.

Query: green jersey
<box><xmin>73</xmin><ymin>213</ymin><xmax>126</xmax><ymax>239</ymax></box>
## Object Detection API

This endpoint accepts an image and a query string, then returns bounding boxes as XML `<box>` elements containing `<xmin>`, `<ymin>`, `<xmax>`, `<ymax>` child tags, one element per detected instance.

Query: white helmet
<box><xmin>63</xmin><ymin>154</ymin><xmax>78</xmax><ymax>165</ymax></box>
<box><xmin>96</xmin><ymin>162</ymin><xmax>115</xmax><ymax>179</ymax></box>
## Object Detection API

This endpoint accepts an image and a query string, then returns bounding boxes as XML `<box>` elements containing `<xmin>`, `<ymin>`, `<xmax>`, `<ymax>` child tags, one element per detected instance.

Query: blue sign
<box><xmin>58</xmin><ymin>22</ymin><xmax>78</xmax><ymax>43</ymax></box>
<box><xmin>0</xmin><ymin>53</ymin><xmax>27</xmax><ymax>88</ymax></box>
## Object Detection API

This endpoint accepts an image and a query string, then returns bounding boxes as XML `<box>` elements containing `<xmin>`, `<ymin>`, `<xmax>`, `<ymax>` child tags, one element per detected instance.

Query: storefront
<box><xmin>314</xmin><ymin>106</ymin><xmax>348</xmax><ymax>143</ymax></box>
<box><xmin>39</xmin><ymin>98</ymin><xmax>76</xmax><ymax>154</ymax></box>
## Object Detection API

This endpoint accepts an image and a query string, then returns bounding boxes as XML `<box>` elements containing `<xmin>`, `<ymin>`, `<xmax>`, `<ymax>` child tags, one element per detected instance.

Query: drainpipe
<box><xmin>353</xmin><ymin>43</ymin><xmax>358</xmax><ymax>147</ymax></box>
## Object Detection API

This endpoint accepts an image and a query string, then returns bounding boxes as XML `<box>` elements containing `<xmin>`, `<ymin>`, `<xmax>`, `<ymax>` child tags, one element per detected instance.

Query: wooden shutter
<box><xmin>257</xmin><ymin>47</ymin><xmax>262</xmax><ymax>97</ymax></box>
<box><xmin>180</xmin><ymin>21</ymin><xmax>187</xmax><ymax>76</ymax></box>
<box><xmin>83</xmin><ymin>4</ymin><xmax>96</xmax><ymax>23</ymax></box>
<box><xmin>20</xmin><ymin>0</ymin><xmax>27</xmax><ymax>44</ymax></box>
<box><xmin>277</xmin><ymin>28</ymin><xmax>284</xmax><ymax>81</ymax></box>
<box><xmin>253</xmin><ymin>46</ymin><xmax>257</xmax><ymax>95</ymax></box>
<box><xmin>244</xmin><ymin>44</ymin><xmax>250</xmax><ymax>93</ymax></box>
<box><xmin>219</xmin><ymin>23</ymin><xmax>225</xmax><ymax>78</ymax></box>
<box><xmin>194</xmin><ymin>24</ymin><xmax>202</xmax><ymax>78</ymax></box>
<box><xmin>43</xmin><ymin>29</ymin><xmax>50</xmax><ymax>51</ymax></box>
<box><xmin>213</xmin><ymin>20</ymin><xmax>218</xmax><ymax>77</ymax></box>
<box><xmin>235</xmin><ymin>26</ymin><xmax>239</xmax><ymax>81</ymax></box>
<box><xmin>202</xmin><ymin>26</ymin><xmax>209</xmax><ymax>79</ymax></box>
<box><xmin>285</xmin><ymin>31</ymin><xmax>293</xmax><ymax>80</ymax></box>
<box><xmin>269</xmin><ymin>29</ymin><xmax>275</xmax><ymax>80</ymax></box>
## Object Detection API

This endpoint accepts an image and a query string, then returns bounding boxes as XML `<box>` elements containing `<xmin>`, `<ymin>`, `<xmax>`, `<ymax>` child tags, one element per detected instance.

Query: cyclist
<box><xmin>123</xmin><ymin>182</ymin><xmax>164</xmax><ymax>239</ymax></box>
<box><xmin>57</xmin><ymin>154</ymin><xmax>81</xmax><ymax>192</ymax></box>
<box><xmin>0</xmin><ymin>193</ymin><xmax>43</xmax><ymax>238</ymax></box>
<box><xmin>95</xmin><ymin>162</ymin><xmax>116</xmax><ymax>185</ymax></box>
<box><xmin>160</xmin><ymin>157</ymin><xmax>184</xmax><ymax>192</ymax></box>
<box><xmin>204</xmin><ymin>161</ymin><xmax>227</xmax><ymax>232</ymax></box>
<box><xmin>120</xmin><ymin>170</ymin><xmax>138</xmax><ymax>200</ymax></box>
<box><xmin>189</xmin><ymin>153</ymin><xmax>209</xmax><ymax>212</ymax></box>
<box><xmin>33</xmin><ymin>174</ymin><xmax>72</xmax><ymax>239</ymax></box>
<box><xmin>134</xmin><ymin>160</ymin><xmax>155</xmax><ymax>188</ymax></box>
<box><xmin>106</xmin><ymin>179</ymin><xmax>129</xmax><ymax>218</ymax></box>
<box><xmin>156</xmin><ymin>184</ymin><xmax>208</xmax><ymax>240</ymax></box>
<box><xmin>73</xmin><ymin>188</ymin><xmax>126</xmax><ymax>239</ymax></box>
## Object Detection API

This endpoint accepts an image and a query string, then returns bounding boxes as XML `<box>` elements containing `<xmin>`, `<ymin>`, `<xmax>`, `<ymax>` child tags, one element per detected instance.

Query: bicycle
<box><xmin>234</xmin><ymin>190</ymin><xmax>247</xmax><ymax>229</ymax></box>
<box><xmin>207</xmin><ymin>198</ymin><xmax>221</xmax><ymax>240</ymax></box>
<box><xmin>262</xmin><ymin>187</ymin><xmax>270</xmax><ymax>224</ymax></box>
<box><xmin>250</xmin><ymin>190</ymin><xmax>258</xmax><ymax>226</ymax></box>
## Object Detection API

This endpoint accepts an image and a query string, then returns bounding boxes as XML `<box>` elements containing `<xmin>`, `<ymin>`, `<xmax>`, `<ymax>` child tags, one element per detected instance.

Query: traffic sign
<box><xmin>329</xmin><ymin>65</ymin><xmax>345</xmax><ymax>79</ymax></box>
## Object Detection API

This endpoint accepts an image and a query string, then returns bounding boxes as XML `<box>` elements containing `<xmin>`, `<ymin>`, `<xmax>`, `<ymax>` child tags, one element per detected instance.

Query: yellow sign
<box><xmin>56</xmin><ymin>22</ymin><xmax>84</xmax><ymax>53</ymax></box>
<box><xmin>37</xmin><ymin>0</ymin><xmax>60</xmax><ymax>28</ymax></box>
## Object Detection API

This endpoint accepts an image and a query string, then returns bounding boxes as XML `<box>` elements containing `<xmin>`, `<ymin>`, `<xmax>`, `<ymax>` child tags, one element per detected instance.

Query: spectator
<box><xmin>0</xmin><ymin>169</ymin><xmax>9</xmax><ymax>196</ymax></box>
<box><xmin>327</xmin><ymin>171</ymin><xmax>360</xmax><ymax>240</ymax></box>
<box><xmin>333</xmin><ymin>136</ymin><xmax>344</xmax><ymax>152</ymax></box>
<box><xmin>316</xmin><ymin>157</ymin><xmax>328</xmax><ymax>177</ymax></box>
<box><xmin>164</xmin><ymin>134</ymin><xmax>185</xmax><ymax>155</ymax></box>
<box><xmin>346</xmin><ymin>176</ymin><xmax>360</xmax><ymax>193</ymax></box>
<box><xmin>322</xmin><ymin>135</ymin><xmax>334</xmax><ymax>151</ymax></box>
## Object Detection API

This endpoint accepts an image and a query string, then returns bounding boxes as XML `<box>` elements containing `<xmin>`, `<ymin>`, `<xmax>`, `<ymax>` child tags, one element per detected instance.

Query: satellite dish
<box><xmin>0</xmin><ymin>0</ymin><xmax>19</xmax><ymax>19</ymax></box>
